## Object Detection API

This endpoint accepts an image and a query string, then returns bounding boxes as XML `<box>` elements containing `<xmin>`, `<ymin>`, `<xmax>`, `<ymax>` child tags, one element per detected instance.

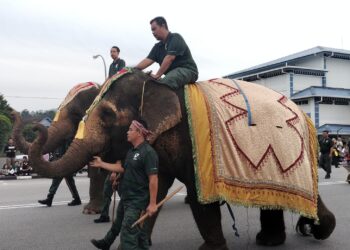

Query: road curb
<box><xmin>0</xmin><ymin>174</ymin><xmax>42</xmax><ymax>180</ymax></box>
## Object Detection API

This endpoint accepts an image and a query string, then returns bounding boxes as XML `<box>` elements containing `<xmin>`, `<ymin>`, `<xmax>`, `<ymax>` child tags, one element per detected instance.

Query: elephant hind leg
<box><xmin>296</xmin><ymin>195</ymin><xmax>336</xmax><ymax>240</ymax></box>
<box><xmin>188</xmin><ymin>199</ymin><xmax>228</xmax><ymax>250</ymax></box>
<box><xmin>256</xmin><ymin>209</ymin><xmax>286</xmax><ymax>246</ymax></box>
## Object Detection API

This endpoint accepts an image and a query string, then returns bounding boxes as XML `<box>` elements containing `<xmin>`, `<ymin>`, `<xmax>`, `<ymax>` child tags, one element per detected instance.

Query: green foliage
<box><xmin>0</xmin><ymin>94</ymin><xmax>12</xmax><ymax>116</ymax></box>
<box><xmin>0</xmin><ymin>95</ymin><xmax>13</xmax><ymax>153</ymax></box>
<box><xmin>0</xmin><ymin>113</ymin><xmax>12</xmax><ymax>154</ymax></box>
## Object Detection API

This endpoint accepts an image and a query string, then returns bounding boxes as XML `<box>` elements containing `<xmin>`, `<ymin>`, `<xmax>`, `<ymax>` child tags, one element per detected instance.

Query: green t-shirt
<box><xmin>147</xmin><ymin>32</ymin><xmax>198</xmax><ymax>75</ymax></box>
<box><xmin>108</xmin><ymin>58</ymin><xmax>126</xmax><ymax>77</ymax></box>
<box><xmin>120</xmin><ymin>141</ymin><xmax>158</xmax><ymax>209</ymax></box>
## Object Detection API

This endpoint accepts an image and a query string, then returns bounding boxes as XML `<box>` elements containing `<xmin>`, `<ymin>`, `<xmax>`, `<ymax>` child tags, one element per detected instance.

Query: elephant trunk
<box><xmin>29</xmin><ymin>124</ymin><xmax>92</xmax><ymax>178</ymax></box>
<box><xmin>11</xmin><ymin>111</ymin><xmax>74</xmax><ymax>155</ymax></box>
<box><xmin>11</xmin><ymin>111</ymin><xmax>31</xmax><ymax>154</ymax></box>
<box><xmin>43</xmin><ymin>121</ymin><xmax>74</xmax><ymax>154</ymax></box>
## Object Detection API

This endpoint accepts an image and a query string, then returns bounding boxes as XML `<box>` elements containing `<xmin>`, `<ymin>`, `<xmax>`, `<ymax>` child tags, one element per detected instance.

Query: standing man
<box><xmin>90</xmin><ymin>119</ymin><xmax>158</xmax><ymax>250</ymax></box>
<box><xmin>93</xmin><ymin>46</ymin><xmax>126</xmax><ymax>223</ymax></box>
<box><xmin>319</xmin><ymin>130</ymin><xmax>333</xmax><ymax>179</ymax></box>
<box><xmin>135</xmin><ymin>16</ymin><xmax>198</xmax><ymax>89</ymax></box>
<box><xmin>3</xmin><ymin>138</ymin><xmax>16</xmax><ymax>170</ymax></box>
<box><xmin>109</xmin><ymin>46</ymin><xmax>126</xmax><ymax>78</ymax></box>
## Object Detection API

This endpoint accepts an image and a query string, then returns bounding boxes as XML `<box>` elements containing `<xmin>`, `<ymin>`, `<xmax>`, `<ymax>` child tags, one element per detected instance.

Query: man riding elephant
<box><xmin>136</xmin><ymin>16</ymin><xmax>198</xmax><ymax>89</ymax></box>
<box><xmin>29</xmin><ymin>69</ymin><xmax>336</xmax><ymax>250</ymax></box>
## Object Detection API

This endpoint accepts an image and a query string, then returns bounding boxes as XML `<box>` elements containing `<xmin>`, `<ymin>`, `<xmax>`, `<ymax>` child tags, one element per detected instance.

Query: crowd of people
<box><xmin>1</xmin><ymin>138</ymin><xmax>32</xmax><ymax>176</ymax></box>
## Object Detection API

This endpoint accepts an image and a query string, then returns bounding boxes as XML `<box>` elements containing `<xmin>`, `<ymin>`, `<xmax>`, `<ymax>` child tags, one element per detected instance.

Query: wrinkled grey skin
<box><xmin>12</xmin><ymin>85</ymin><xmax>109</xmax><ymax>214</ymax></box>
<box><xmin>29</xmin><ymin>70</ymin><xmax>335</xmax><ymax>250</ymax></box>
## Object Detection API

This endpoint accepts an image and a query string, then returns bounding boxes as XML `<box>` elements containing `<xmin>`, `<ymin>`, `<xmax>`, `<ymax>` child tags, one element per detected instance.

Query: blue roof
<box><xmin>318</xmin><ymin>124</ymin><xmax>350</xmax><ymax>135</ymax></box>
<box><xmin>39</xmin><ymin>117</ymin><xmax>52</xmax><ymax>128</ymax></box>
<box><xmin>291</xmin><ymin>86</ymin><xmax>350</xmax><ymax>100</ymax></box>
<box><xmin>225</xmin><ymin>46</ymin><xmax>350</xmax><ymax>78</ymax></box>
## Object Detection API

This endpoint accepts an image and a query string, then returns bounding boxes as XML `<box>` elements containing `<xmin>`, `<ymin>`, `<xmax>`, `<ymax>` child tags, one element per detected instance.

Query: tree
<box><xmin>0</xmin><ymin>114</ymin><xmax>12</xmax><ymax>153</ymax></box>
<box><xmin>0</xmin><ymin>94</ymin><xmax>13</xmax><ymax>153</ymax></box>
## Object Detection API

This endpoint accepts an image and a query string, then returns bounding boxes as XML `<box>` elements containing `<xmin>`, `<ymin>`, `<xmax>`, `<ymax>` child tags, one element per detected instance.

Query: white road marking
<box><xmin>319</xmin><ymin>180</ymin><xmax>348</xmax><ymax>186</ymax></box>
<box><xmin>0</xmin><ymin>193</ymin><xmax>187</xmax><ymax>210</ymax></box>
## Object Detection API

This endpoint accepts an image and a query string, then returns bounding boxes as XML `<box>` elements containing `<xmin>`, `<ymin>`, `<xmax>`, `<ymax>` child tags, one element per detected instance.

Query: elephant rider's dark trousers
<box><xmin>319</xmin><ymin>153</ymin><xmax>331</xmax><ymax>175</ymax></box>
<box><xmin>100</xmin><ymin>173</ymin><xmax>113</xmax><ymax>218</ymax></box>
<box><xmin>103</xmin><ymin>199</ymin><xmax>124</xmax><ymax>245</ymax></box>
<box><xmin>120</xmin><ymin>203</ymin><xmax>150</xmax><ymax>250</ymax></box>
<box><xmin>159</xmin><ymin>67</ymin><xmax>198</xmax><ymax>89</ymax></box>
<box><xmin>47</xmin><ymin>176</ymin><xmax>80</xmax><ymax>201</ymax></box>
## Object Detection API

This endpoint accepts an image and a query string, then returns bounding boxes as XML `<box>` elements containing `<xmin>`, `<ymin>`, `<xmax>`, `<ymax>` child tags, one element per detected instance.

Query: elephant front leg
<box><xmin>256</xmin><ymin>209</ymin><xmax>286</xmax><ymax>246</ymax></box>
<box><xmin>188</xmin><ymin>197</ymin><xmax>228</xmax><ymax>250</ymax></box>
<box><xmin>83</xmin><ymin>167</ymin><xmax>108</xmax><ymax>214</ymax></box>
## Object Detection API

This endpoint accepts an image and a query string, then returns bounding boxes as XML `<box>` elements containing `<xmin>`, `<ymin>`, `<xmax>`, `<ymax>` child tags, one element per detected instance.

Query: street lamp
<box><xmin>93</xmin><ymin>54</ymin><xmax>107</xmax><ymax>80</ymax></box>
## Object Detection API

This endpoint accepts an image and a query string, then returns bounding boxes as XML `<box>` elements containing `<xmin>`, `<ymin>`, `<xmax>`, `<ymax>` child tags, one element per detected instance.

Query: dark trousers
<box><xmin>319</xmin><ymin>154</ymin><xmax>331</xmax><ymax>175</ymax></box>
<box><xmin>100</xmin><ymin>174</ymin><xmax>113</xmax><ymax>218</ymax></box>
<box><xmin>104</xmin><ymin>199</ymin><xmax>124</xmax><ymax>245</ymax></box>
<box><xmin>48</xmin><ymin>176</ymin><xmax>80</xmax><ymax>200</ymax></box>
<box><xmin>120</xmin><ymin>204</ymin><xmax>149</xmax><ymax>250</ymax></box>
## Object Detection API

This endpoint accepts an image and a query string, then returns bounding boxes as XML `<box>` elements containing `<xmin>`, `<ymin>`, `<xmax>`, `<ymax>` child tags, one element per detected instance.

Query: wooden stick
<box><xmin>111</xmin><ymin>189</ymin><xmax>116</xmax><ymax>223</ymax></box>
<box><xmin>131</xmin><ymin>185</ymin><xmax>184</xmax><ymax>228</ymax></box>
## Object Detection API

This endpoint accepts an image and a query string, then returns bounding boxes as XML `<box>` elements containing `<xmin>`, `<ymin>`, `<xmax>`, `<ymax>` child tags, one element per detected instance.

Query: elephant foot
<box><xmin>198</xmin><ymin>242</ymin><xmax>228</xmax><ymax>250</ymax></box>
<box><xmin>82</xmin><ymin>202</ymin><xmax>102</xmax><ymax>215</ymax></box>
<box><xmin>256</xmin><ymin>230</ymin><xmax>286</xmax><ymax>246</ymax></box>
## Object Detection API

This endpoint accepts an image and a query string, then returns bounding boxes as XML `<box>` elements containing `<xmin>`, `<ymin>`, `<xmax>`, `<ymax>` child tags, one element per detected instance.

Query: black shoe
<box><xmin>90</xmin><ymin>239</ymin><xmax>110</xmax><ymax>250</ymax></box>
<box><xmin>94</xmin><ymin>216</ymin><xmax>110</xmax><ymax>223</ymax></box>
<box><xmin>325</xmin><ymin>174</ymin><xmax>331</xmax><ymax>179</ymax></box>
<box><xmin>68</xmin><ymin>199</ymin><xmax>81</xmax><ymax>206</ymax></box>
<box><xmin>38</xmin><ymin>198</ymin><xmax>53</xmax><ymax>207</ymax></box>
<box><xmin>184</xmin><ymin>195</ymin><xmax>190</xmax><ymax>204</ymax></box>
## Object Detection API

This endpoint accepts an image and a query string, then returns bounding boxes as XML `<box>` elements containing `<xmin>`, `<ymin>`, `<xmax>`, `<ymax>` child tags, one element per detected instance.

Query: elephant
<box><xmin>12</xmin><ymin>82</ymin><xmax>110</xmax><ymax>214</ymax></box>
<box><xmin>29</xmin><ymin>69</ymin><xmax>336</xmax><ymax>250</ymax></box>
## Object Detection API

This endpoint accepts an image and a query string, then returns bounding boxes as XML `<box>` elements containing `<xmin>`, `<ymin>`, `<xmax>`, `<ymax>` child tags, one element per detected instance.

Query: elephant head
<box><xmin>29</xmin><ymin>69</ymin><xmax>182</xmax><ymax>177</ymax></box>
<box><xmin>12</xmin><ymin>82</ymin><xmax>100</xmax><ymax>154</ymax></box>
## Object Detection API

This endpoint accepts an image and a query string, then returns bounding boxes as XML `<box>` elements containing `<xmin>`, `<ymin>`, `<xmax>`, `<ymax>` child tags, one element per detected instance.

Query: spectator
<box><xmin>19</xmin><ymin>156</ymin><xmax>32</xmax><ymax>176</ymax></box>
<box><xmin>3</xmin><ymin>138</ymin><xmax>16</xmax><ymax>170</ymax></box>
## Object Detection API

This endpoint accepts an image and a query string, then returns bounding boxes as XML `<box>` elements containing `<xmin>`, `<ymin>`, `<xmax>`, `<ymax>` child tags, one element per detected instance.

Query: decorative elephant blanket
<box><xmin>53</xmin><ymin>82</ymin><xmax>99</xmax><ymax>122</ymax></box>
<box><xmin>184</xmin><ymin>78</ymin><xmax>319</xmax><ymax>219</ymax></box>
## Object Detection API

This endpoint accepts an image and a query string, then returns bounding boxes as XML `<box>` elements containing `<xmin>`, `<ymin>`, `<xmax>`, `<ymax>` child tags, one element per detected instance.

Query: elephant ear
<box><xmin>141</xmin><ymin>80</ymin><xmax>182</xmax><ymax>143</ymax></box>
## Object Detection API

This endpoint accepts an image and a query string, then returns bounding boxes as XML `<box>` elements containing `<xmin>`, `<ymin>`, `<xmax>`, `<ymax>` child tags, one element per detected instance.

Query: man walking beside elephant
<box><xmin>90</xmin><ymin>119</ymin><xmax>158</xmax><ymax>250</ymax></box>
<box><xmin>136</xmin><ymin>16</ymin><xmax>198</xmax><ymax>89</ymax></box>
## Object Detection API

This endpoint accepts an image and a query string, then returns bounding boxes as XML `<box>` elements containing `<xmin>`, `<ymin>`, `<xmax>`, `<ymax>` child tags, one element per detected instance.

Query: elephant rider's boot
<box><xmin>38</xmin><ymin>195</ymin><xmax>54</xmax><ymax>207</ymax></box>
<box><xmin>90</xmin><ymin>239</ymin><xmax>111</xmax><ymax>250</ymax></box>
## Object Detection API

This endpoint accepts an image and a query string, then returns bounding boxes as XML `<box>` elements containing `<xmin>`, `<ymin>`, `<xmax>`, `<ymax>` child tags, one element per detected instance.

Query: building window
<box><xmin>334</xmin><ymin>99</ymin><xmax>349</xmax><ymax>105</ymax></box>
<box><xmin>294</xmin><ymin>100</ymin><xmax>309</xmax><ymax>105</ymax></box>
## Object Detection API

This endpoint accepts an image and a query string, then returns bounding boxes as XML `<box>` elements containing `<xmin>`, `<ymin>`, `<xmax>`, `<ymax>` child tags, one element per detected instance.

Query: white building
<box><xmin>225</xmin><ymin>46</ymin><xmax>350</xmax><ymax>136</ymax></box>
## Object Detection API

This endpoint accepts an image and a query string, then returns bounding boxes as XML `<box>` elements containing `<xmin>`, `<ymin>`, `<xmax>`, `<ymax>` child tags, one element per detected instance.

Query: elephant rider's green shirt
<box><xmin>120</xmin><ymin>141</ymin><xmax>158</xmax><ymax>209</ymax></box>
<box><xmin>147</xmin><ymin>32</ymin><xmax>198</xmax><ymax>76</ymax></box>
<box><xmin>108</xmin><ymin>58</ymin><xmax>126</xmax><ymax>78</ymax></box>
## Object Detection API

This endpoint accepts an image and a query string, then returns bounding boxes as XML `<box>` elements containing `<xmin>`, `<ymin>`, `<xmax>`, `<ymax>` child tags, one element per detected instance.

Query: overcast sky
<box><xmin>1</xmin><ymin>0</ymin><xmax>349</xmax><ymax>111</ymax></box>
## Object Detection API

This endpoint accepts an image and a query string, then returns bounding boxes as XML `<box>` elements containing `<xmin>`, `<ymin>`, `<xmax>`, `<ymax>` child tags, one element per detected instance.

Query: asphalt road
<box><xmin>0</xmin><ymin>167</ymin><xmax>350</xmax><ymax>250</ymax></box>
